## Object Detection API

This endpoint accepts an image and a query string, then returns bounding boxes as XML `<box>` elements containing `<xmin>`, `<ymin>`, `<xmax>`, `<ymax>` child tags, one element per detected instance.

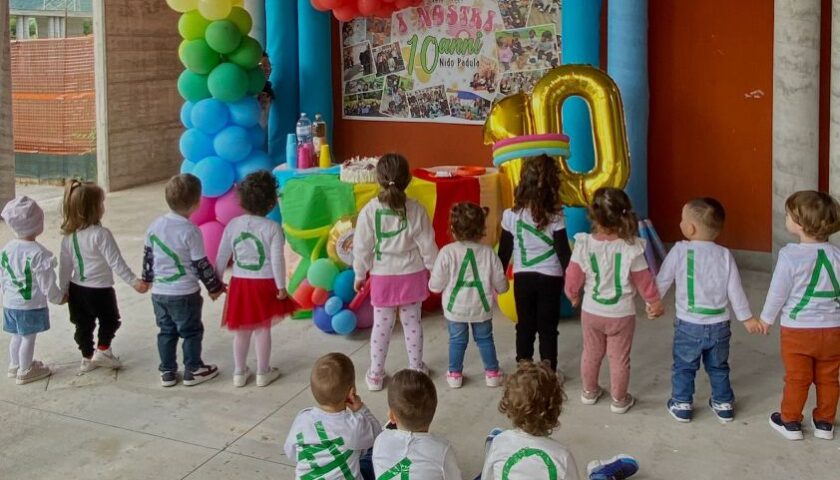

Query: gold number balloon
<box><xmin>484</xmin><ymin>65</ymin><xmax>631</xmax><ymax>207</ymax></box>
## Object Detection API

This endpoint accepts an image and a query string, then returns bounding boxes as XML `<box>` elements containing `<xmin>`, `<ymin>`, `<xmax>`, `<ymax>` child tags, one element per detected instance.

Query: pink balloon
<box><xmin>191</xmin><ymin>196</ymin><xmax>217</xmax><ymax>226</ymax></box>
<box><xmin>214</xmin><ymin>187</ymin><xmax>245</xmax><ymax>225</ymax></box>
<box><xmin>199</xmin><ymin>221</ymin><xmax>226</xmax><ymax>266</ymax></box>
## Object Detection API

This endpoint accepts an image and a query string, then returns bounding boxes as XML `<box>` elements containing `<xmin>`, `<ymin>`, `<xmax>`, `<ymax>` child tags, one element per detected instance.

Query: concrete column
<box><xmin>831</xmin><ymin>0</ymin><xmax>840</xmax><ymax>244</ymax></box>
<box><xmin>47</xmin><ymin>17</ymin><xmax>55</xmax><ymax>38</ymax></box>
<box><xmin>16</xmin><ymin>16</ymin><xmax>25</xmax><ymax>40</ymax></box>
<box><xmin>772</xmin><ymin>0</ymin><xmax>821</xmax><ymax>253</ymax></box>
<box><xmin>0</xmin><ymin>0</ymin><xmax>15</xmax><ymax>206</ymax></box>
<box><xmin>60</xmin><ymin>17</ymin><xmax>66</xmax><ymax>38</ymax></box>
<box><xmin>244</xmin><ymin>0</ymin><xmax>266</xmax><ymax>50</ymax></box>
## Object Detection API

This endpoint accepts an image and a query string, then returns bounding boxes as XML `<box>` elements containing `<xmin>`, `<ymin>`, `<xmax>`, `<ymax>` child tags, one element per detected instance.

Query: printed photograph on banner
<box><xmin>496</xmin><ymin>24</ymin><xmax>558</xmax><ymax>73</ymax></box>
<box><xmin>342</xmin><ymin>19</ymin><xmax>367</xmax><ymax>47</ymax></box>
<box><xmin>345</xmin><ymin>75</ymin><xmax>385</xmax><ymax>95</ymax></box>
<box><xmin>344</xmin><ymin>90</ymin><xmax>386</xmax><ymax>118</ymax></box>
<box><xmin>528</xmin><ymin>0</ymin><xmax>560</xmax><ymax>29</ymax></box>
<box><xmin>407</xmin><ymin>85</ymin><xmax>451</xmax><ymax>119</ymax></box>
<box><xmin>499</xmin><ymin>68</ymin><xmax>549</xmax><ymax>95</ymax></box>
<box><xmin>447</xmin><ymin>90</ymin><xmax>492</xmax><ymax>121</ymax></box>
<box><xmin>342</xmin><ymin>41</ymin><xmax>375</xmax><ymax>81</ymax></box>
<box><xmin>468</xmin><ymin>56</ymin><xmax>500</xmax><ymax>94</ymax></box>
<box><xmin>380</xmin><ymin>75</ymin><xmax>414</xmax><ymax>118</ymax></box>
<box><xmin>367</xmin><ymin>17</ymin><xmax>393</xmax><ymax>47</ymax></box>
<box><xmin>498</xmin><ymin>0</ymin><xmax>532</xmax><ymax>29</ymax></box>
<box><xmin>373</xmin><ymin>42</ymin><xmax>407</xmax><ymax>76</ymax></box>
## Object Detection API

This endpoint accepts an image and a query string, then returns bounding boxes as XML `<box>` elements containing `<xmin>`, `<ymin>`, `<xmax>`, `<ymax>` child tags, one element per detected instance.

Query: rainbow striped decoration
<box><xmin>492</xmin><ymin>134</ymin><xmax>572</xmax><ymax>167</ymax></box>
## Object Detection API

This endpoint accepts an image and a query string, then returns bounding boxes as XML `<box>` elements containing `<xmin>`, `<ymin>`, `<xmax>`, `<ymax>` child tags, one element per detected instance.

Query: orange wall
<box><xmin>333</xmin><ymin>2</ymin><xmax>776</xmax><ymax>251</ymax></box>
<box><xmin>648</xmin><ymin>0</ymin><xmax>773</xmax><ymax>251</ymax></box>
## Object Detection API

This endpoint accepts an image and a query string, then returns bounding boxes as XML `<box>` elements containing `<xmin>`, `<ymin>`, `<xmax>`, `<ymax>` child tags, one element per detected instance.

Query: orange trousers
<box><xmin>780</xmin><ymin>327</ymin><xmax>840</xmax><ymax>423</ymax></box>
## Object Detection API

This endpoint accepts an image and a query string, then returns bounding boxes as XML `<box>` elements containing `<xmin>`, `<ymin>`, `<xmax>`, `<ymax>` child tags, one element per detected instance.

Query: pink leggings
<box><xmin>369</xmin><ymin>302</ymin><xmax>423</xmax><ymax>375</ymax></box>
<box><xmin>580</xmin><ymin>311</ymin><xmax>636</xmax><ymax>401</ymax></box>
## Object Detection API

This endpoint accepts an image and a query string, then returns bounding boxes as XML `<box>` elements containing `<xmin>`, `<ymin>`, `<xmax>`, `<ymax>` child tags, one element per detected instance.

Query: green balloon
<box><xmin>205</xmin><ymin>20</ymin><xmax>242</xmax><ymax>55</ymax></box>
<box><xmin>178</xmin><ymin>70</ymin><xmax>211</xmax><ymax>102</ymax></box>
<box><xmin>179</xmin><ymin>39</ymin><xmax>220</xmax><ymax>75</ymax></box>
<box><xmin>247</xmin><ymin>67</ymin><xmax>266</xmax><ymax>95</ymax></box>
<box><xmin>208</xmin><ymin>63</ymin><xmax>249</xmax><ymax>102</ymax></box>
<box><xmin>227</xmin><ymin>7</ymin><xmax>253</xmax><ymax>35</ymax></box>
<box><xmin>227</xmin><ymin>36</ymin><xmax>262</xmax><ymax>70</ymax></box>
<box><xmin>178</xmin><ymin>10</ymin><xmax>210</xmax><ymax>40</ymax></box>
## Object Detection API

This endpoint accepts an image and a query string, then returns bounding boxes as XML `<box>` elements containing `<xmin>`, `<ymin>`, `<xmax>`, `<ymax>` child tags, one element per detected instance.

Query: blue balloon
<box><xmin>313</xmin><ymin>306</ymin><xmax>335</xmax><ymax>334</ymax></box>
<box><xmin>180</xmin><ymin>159</ymin><xmax>195</xmax><ymax>174</ymax></box>
<box><xmin>235</xmin><ymin>150</ymin><xmax>273</xmax><ymax>182</ymax></box>
<box><xmin>191</xmin><ymin>98</ymin><xmax>230</xmax><ymax>134</ymax></box>
<box><xmin>179</xmin><ymin>128</ymin><xmax>215</xmax><ymax>162</ymax></box>
<box><xmin>213</xmin><ymin>125</ymin><xmax>252</xmax><ymax>163</ymax></box>
<box><xmin>248</xmin><ymin>125</ymin><xmax>266</xmax><ymax>149</ymax></box>
<box><xmin>228</xmin><ymin>97</ymin><xmax>261</xmax><ymax>127</ymax></box>
<box><xmin>324</xmin><ymin>296</ymin><xmax>343</xmax><ymax>316</ymax></box>
<box><xmin>192</xmin><ymin>156</ymin><xmax>235</xmax><ymax>198</ymax></box>
<box><xmin>267</xmin><ymin>205</ymin><xmax>282</xmax><ymax>223</ymax></box>
<box><xmin>180</xmin><ymin>102</ymin><xmax>194</xmax><ymax>128</ymax></box>
<box><xmin>331</xmin><ymin>310</ymin><xmax>357</xmax><ymax>335</ymax></box>
<box><xmin>333</xmin><ymin>270</ymin><xmax>356</xmax><ymax>304</ymax></box>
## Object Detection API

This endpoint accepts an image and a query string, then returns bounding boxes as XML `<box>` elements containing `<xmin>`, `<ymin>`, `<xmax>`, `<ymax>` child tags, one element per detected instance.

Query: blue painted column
<box><xmin>298</xmin><ymin>0</ymin><xmax>334</xmax><ymax>146</ymax></box>
<box><xmin>266</xmin><ymin>0</ymin><xmax>299</xmax><ymax>160</ymax></box>
<box><xmin>561</xmin><ymin>0</ymin><xmax>603</xmax><ymax>235</ymax></box>
<box><xmin>608</xmin><ymin>0</ymin><xmax>649</xmax><ymax>218</ymax></box>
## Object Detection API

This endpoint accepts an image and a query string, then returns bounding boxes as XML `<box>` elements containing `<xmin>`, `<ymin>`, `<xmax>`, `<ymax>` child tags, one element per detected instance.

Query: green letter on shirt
<box><xmin>375</xmin><ymin>209</ymin><xmax>407</xmax><ymax>261</ymax></box>
<box><xmin>149</xmin><ymin>235</ymin><xmax>186</xmax><ymax>283</ymax></box>
<box><xmin>377</xmin><ymin>458</ymin><xmax>412</xmax><ymax>480</ymax></box>
<box><xmin>447</xmin><ymin>248</ymin><xmax>491</xmax><ymax>314</ymax></box>
<box><xmin>516</xmin><ymin>220</ymin><xmax>554</xmax><ymax>267</ymax></box>
<box><xmin>790</xmin><ymin>249</ymin><xmax>840</xmax><ymax>320</ymax></box>
<box><xmin>590</xmin><ymin>253</ymin><xmax>623</xmax><ymax>305</ymax></box>
<box><xmin>233</xmin><ymin>232</ymin><xmax>266</xmax><ymax>271</ymax></box>
<box><xmin>501</xmin><ymin>448</ymin><xmax>558</xmax><ymax>480</ymax></box>
<box><xmin>1</xmin><ymin>252</ymin><xmax>33</xmax><ymax>301</ymax></box>
<box><xmin>296</xmin><ymin>421</ymin><xmax>354</xmax><ymax>480</ymax></box>
<box><xmin>686</xmin><ymin>250</ymin><xmax>726</xmax><ymax>315</ymax></box>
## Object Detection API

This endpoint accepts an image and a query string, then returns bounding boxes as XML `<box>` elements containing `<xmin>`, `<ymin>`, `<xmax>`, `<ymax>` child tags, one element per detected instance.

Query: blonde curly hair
<box><xmin>499</xmin><ymin>360</ymin><xmax>565</xmax><ymax>437</ymax></box>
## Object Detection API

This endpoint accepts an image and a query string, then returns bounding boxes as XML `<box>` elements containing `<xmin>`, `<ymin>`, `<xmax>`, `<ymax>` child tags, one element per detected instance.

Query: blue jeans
<box><xmin>448</xmin><ymin>320</ymin><xmax>499</xmax><ymax>373</ymax></box>
<box><xmin>152</xmin><ymin>293</ymin><xmax>205</xmax><ymax>372</ymax></box>
<box><xmin>672</xmin><ymin>319</ymin><xmax>734</xmax><ymax>404</ymax></box>
<box><xmin>359</xmin><ymin>449</ymin><xmax>374</xmax><ymax>480</ymax></box>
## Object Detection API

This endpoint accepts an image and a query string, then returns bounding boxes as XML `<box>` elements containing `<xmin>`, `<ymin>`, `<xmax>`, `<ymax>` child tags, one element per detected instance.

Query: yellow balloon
<box><xmin>198</xmin><ymin>0</ymin><xmax>232</xmax><ymax>20</ymax></box>
<box><xmin>483</xmin><ymin>65</ymin><xmax>631</xmax><ymax>207</ymax></box>
<box><xmin>231</xmin><ymin>0</ymin><xmax>244</xmax><ymax>6</ymax></box>
<box><xmin>166</xmin><ymin>0</ymin><xmax>198</xmax><ymax>12</ymax></box>
<box><xmin>498</xmin><ymin>279</ymin><xmax>517</xmax><ymax>323</ymax></box>
<box><xmin>327</xmin><ymin>217</ymin><xmax>356</xmax><ymax>269</ymax></box>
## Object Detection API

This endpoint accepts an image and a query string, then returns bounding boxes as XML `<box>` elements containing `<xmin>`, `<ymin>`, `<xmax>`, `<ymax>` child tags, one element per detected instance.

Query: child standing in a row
<box><xmin>565</xmin><ymin>188</ymin><xmax>662</xmax><ymax>414</ymax></box>
<box><xmin>353</xmin><ymin>153</ymin><xmax>438</xmax><ymax>391</ymax></box>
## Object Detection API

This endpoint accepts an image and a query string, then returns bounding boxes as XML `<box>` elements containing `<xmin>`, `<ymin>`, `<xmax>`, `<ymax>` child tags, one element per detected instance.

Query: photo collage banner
<box><xmin>340</xmin><ymin>0</ymin><xmax>562</xmax><ymax>124</ymax></box>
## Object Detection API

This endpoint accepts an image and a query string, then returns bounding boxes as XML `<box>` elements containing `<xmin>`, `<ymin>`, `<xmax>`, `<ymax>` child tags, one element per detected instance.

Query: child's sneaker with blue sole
<box><xmin>587</xmin><ymin>454</ymin><xmax>639</xmax><ymax>480</ymax></box>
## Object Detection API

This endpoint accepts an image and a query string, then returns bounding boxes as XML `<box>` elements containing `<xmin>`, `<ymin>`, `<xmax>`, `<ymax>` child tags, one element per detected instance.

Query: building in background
<box><xmin>10</xmin><ymin>0</ymin><xmax>92</xmax><ymax>39</ymax></box>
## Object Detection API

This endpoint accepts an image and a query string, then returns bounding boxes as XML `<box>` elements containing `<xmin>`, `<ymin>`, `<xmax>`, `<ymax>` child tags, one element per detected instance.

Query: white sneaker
<box><xmin>7</xmin><ymin>365</ymin><xmax>19</xmax><ymax>378</ymax></box>
<box><xmin>366</xmin><ymin>370</ymin><xmax>385</xmax><ymax>391</ymax></box>
<box><xmin>611</xmin><ymin>394</ymin><xmax>636</xmax><ymax>414</ymax></box>
<box><xmin>79</xmin><ymin>357</ymin><xmax>98</xmax><ymax>373</ymax></box>
<box><xmin>485</xmin><ymin>370</ymin><xmax>504</xmax><ymax>388</ymax></box>
<box><xmin>581</xmin><ymin>387</ymin><xmax>604</xmax><ymax>405</ymax></box>
<box><xmin>16</xmin><ymin>361</ymin><xmax>51</xmax><ymax>385</ymax></box>
<box><xmin>256</xmin><ymin>367</ymin><xmax>281</xmax><ymax>387</ymax></box>
<box><xmin>413</xmin><ymin>362</ymin><xmax>430</xmax><ymax>376</ymax></box>
<box><xmin>92</xmin><ymin>348</ymin><xmax>122</xmax><ymax>369</ymax></box>
<box><xmin>446</xmin><ymin>372</ymin><xmax>463</xmax><ymax>389</ymax></box>
<box><xmin>233</xmin><ymin>367</ymin><xmax>251</xmax><ymax>388</ymax></box>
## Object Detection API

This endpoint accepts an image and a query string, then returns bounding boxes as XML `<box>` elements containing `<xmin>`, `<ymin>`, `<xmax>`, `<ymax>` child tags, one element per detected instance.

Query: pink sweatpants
<box><xmin>580</xmin><ymin>311</ymin><xmax>636</xmax><ymax>401</ymax></box>
<box><xmin>369</xmin><ymin>302</ymin><xmax>423</xmax><ymax>375</ymax></box>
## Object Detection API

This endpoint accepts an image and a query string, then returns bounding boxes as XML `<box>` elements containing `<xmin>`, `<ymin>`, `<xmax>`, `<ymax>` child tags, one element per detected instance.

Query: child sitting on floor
<box><xmin>285</xmin><ymin>353</ymin><xmax>382</xmax><ymax>480</ymax></box>
<box><xmin>373</xmin><ymin>369</ymin><xmax>462</xmax><ymax>479</ymax></box>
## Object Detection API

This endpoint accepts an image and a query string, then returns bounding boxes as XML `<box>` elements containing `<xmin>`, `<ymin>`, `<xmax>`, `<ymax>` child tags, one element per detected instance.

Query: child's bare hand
<box><xmin>646</xmin><ymin>300</ymin><xmax>664</xmax><ymax>319</ymax></box>
<box><xmin>277</xmin><ymin>288</ymin><xmax>288</xmax><ymax>300</ymax></box>
<box><xmin>209</xmin><ymin>287</ymin><xmax>225</xmax><ymax>301</ymax></box>
<box><xmin>60</xmin><ymin>294</ymin><xmax>69</xmax><ymax>305</ymax></box>
<box><xmin>759</xmin><ymin>320</ymin><xmax>772</xmax><ymax>335</ymax></box>
<box><xmin>354</xmin><ymin>279</ymin><xmax>366</xmax><ymax>293</ymax></box>
<box><xmin>346</xmin><ymin>392</ymin><xmax>364</xmax><ymax>412</ymax></box>
<box><xmin>569</xmin><ymin>295</ymin><xmax>580</xmax><ymax>308</ymax></box>
<box><xmin>742</xmin><ymin>318</ymin><xmax>765</xmax><ymax>334</ymax></box>
<box><xmin>133</xmin><ymin>280</ymin><xmax>149</xmax><ymax>294</ymax></box>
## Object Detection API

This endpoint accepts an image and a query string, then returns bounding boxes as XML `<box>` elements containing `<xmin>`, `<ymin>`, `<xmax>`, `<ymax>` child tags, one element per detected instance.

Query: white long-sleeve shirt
<box><xmin>215</xmin><ymin>215</ymin><xmax>286</xmax><ymax>288</ymax></box>
<box><xmin>501</xmin><ymin>209</ymin><xmax>565</xmax><ymax>277</ymax></box>
<box><xmin>656</xmin><ymin>240</ymin><xmax>752</xmax><ymax>324</ymax></box>
<box><xmin>284</xmin><ymin>406</ymin><xmax>382</xmax><ymax>480</ymax></box>
<box><xmin>481</xmin><ymin>429</ymin><xmax>578</xmax><ymax>480</ymax></box>
<box><xmin>144</xmin><ymin>213</ymin><xmax>207</xmax><ymax>296</ymax></box>
<box><xmin>353</xmin><ymin>198</ymin><xmax>438</xmax><ymax>283</ymax></box>
<box><xmin>373</xmin><ymin>429</ymin><xmax>462</xmax><ymax>480</ymax></box>
<box><xmin>429</xmin><ymin>241</ymin><xmax>508</xmax><ymax>322</ymax></box>
<box><xmin>0</xmin><ymin>240</ymin><xmax>64</xmax><ymax>310</ymax></box>
<box><xmin>59</xmin><ymin>225</ymin><xmax>138</xmax><ymax>291</ymax></box>
<box><xmin>760</xmin><ymin>243</ymin><xmax>840</xmax><ymax>328</ymax></box>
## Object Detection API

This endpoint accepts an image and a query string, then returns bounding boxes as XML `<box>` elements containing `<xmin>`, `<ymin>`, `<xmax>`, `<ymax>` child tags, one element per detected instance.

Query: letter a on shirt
<box><xmin>448</xmin><ymin>248</ymin><xmax>490</xmax><ymax>314</ymax></box>
<box><xmin>791</xmin><ymin>249</ymin><xmax>840</xmax><ymax>319</ymax></box>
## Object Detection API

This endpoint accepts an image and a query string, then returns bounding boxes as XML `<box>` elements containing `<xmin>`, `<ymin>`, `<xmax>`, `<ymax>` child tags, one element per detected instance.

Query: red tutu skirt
<box><xmin>222</xmin><ymin>277</ymin><xmax>298</xmax><ymax>330</ymax></box>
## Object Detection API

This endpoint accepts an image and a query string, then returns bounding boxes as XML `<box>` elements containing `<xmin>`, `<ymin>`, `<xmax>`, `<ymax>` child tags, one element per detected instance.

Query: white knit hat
<box><xmin>1</xmin><ymin>196</ymin><xmax>45</xmax><ymax>238</ymax></box>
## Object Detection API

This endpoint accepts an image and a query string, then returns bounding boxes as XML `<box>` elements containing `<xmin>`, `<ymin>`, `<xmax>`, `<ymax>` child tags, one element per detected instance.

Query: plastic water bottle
<box><xmin>296</xmin><ymin>113</ymin><xmax>313</xmax><ymax>147</ymax></box>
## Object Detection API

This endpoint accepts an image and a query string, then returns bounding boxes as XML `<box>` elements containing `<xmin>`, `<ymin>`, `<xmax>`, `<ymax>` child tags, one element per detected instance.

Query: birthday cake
<box><xmin>340</xmin><ymin>156</ymin><xmax>379</xmax><ymax>184</ymax></box>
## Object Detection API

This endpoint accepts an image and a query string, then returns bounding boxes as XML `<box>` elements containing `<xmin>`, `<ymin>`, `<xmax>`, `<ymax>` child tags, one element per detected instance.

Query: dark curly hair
<box><xmin>587</xmin><ymin>187</ymin><xmax>638</xmax><ymax>243</ymax></box>
<box><xmin>238</xmin><ymin>170</ymin><xmax>278</xmax><ymax>217</ymax></box>
<box><xmin>513</xmin><ymin>154</ymin><xmax>562</xmax><ymax>230</ymax></box>
<box><xmin>377</xmin><ymin>153</ymin><xmax>412</xmax><ymax>217</ymax></box>
<box><xmin>450</xmin><ymin>202</ymin><xmax>488</xmax><ymax>242</ymax></box>
<box><xmin>499</xmin><ymin>360</ymin><xmax>565</xmax><ymax>437</ymax></box>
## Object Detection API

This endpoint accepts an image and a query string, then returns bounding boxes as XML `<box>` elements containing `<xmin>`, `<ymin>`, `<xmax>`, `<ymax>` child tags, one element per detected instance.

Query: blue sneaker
<box><xmin>587</xmin><ymin>454</ymin><xmax>639</xmax><ymax>480</ymax></box>
<box><xmin>667</xmin><ymin>399</ymin><xmax>693</xmax><ymax>422</ymax></box>
<box><xmin>709</xmin><ymin>399</ymin><xmax>734</xmax><ymax>423</ymax></box>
